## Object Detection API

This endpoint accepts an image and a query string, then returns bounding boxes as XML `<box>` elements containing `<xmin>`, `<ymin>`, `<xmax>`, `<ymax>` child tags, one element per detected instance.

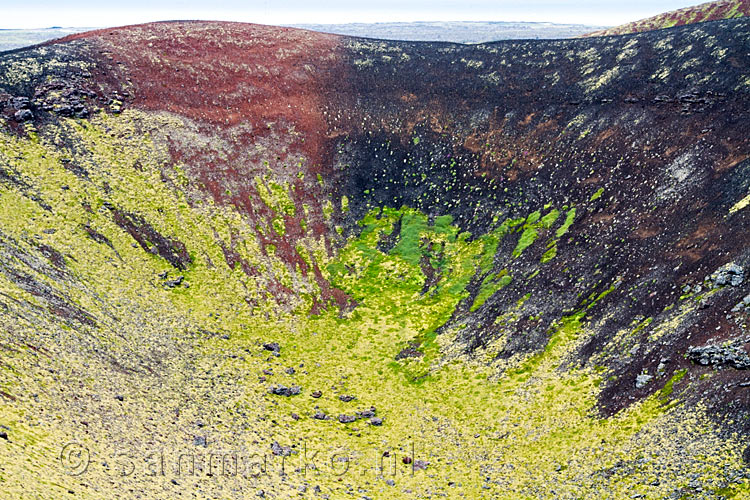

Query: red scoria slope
<box><xmin>585</xmin><ymin>0</ymin><xmax>750</xmax><ymax>36</ymax></box>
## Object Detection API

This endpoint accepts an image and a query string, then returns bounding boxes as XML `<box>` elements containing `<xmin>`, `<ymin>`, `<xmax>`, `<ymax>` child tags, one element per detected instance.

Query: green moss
<box><xmin>513</xmin><ymin>226</ymin><xmax>538</xmax><ymax>257</ymax></box>
<box><xmin>660</xmin><ymin>369</ymin><xmax>687</xmax><ymax>401</ymax></box>
<box><xmin>471</xmin><ymin>270</ymin><xmax>512</xmax><ymax>312</ymax></box>
<box><xmin>590</xmin><ymin>187</ymin><xmax>605</xmax><ymax>201</ymax></box>
<box><xmin>540</xmin><ymin>209</ymin><xmax>560</xmax><ymax>228</ymax></box>
<box><xmin>541</xmin><ymin>244</ymin><xmax>558</xmax><ymax>263</ymax></box>
<box><xmin>556</xmin><ymin>207</ymin><xmax>576</xmax><ymax>238</ymax></box>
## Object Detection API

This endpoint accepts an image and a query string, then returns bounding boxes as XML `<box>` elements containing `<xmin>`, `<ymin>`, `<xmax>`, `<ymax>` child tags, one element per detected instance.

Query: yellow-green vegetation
<box><xmin>0</xmin><ymin>111</ymin><xmax>746</xmax><ymax>499</ymax></box>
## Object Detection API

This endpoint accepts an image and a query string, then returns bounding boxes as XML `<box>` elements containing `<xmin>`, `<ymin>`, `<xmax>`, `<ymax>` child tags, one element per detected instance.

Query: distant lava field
<box><xmin>1</xmin><ymin>17</ymin><xmax>750</xmax><ymax>499</ymax></box>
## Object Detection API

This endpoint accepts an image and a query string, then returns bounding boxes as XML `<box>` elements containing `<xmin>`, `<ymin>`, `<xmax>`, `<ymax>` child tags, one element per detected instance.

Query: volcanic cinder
<box><xmin>1</xmin><ymin>13</ymin><xmax>750</xmax><ymax>500</ymax></box>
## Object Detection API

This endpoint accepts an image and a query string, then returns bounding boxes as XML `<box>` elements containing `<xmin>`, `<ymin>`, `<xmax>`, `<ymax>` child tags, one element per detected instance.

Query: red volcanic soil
<box><xmin>59</xmin><ymin>21</ymin><xmax>343</xmax><ymax>173</ymax></box>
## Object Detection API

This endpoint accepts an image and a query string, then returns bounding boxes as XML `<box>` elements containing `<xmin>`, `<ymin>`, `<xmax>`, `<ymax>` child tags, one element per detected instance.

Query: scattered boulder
<box><xmin>268</xmin><ymin>384</ymin><xmax>301</xmax><ymax>397</ymax></box>
<box><xmin>369</xmin><ymin>417</ymin><xmax>383</xmax><ymax>426</ymax></box>
<box><xmin>0</xmin><ymin>431</ymin><xmax>8</xmax><ymax>440</ymax></box>
<box><xmin>194</xmin><ymin>436</ymin><xmax>207</xmax><ymax>447</ymax></box>
<box><xmin>285</xmin><ymin>367</ymin><xmax>295</xmax><ymax>375</ymax></box>
<box><xmin>313</xmin><ymin>410</ymin><xmax>328</xmax><ymax>420</ymax></box>
<box><xmin>338</xmin><ymin>395</ymin><xmax>356</xmax><ymax>402</ymax></box>
<box><xmin>657</xmin><ymin>358</ymin><xmax>669</xmax><ymax>376</ymax></box>
<box><xmin>311</xmin><ymin>390</ymin><xmax>322</xmax><ymax>398</ymax></box>
<box><xmin>635</xmin><ymin>373</ymin><xmax>653</xmax><ymax>389</ymax></box>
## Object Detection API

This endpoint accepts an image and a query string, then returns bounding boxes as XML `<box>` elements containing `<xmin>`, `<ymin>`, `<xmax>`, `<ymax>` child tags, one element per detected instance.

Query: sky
<box><xmin>0</xmin><ymin>0</ymin><xmax>705</xmax><ymax>29</ymax></box>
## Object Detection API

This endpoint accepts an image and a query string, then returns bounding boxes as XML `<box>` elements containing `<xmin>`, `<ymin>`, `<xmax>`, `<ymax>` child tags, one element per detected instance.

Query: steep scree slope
<box><xmin>0</xmin><ymin>19</ymin><xmax>750</xmax><ymax>499</ymax></box>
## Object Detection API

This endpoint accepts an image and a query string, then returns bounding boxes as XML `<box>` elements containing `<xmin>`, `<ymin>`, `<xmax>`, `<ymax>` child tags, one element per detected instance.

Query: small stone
<box><xmin>385</xmin><ymin>479</ymin><xmax>395</xmax><ymax>486</ymax></box>
<box><xmin>194</xmin><ymin>436</ymin><xmax>207</xmax><ymax>447</ymax></box>
<box><xmin>338</xmin><ymin>414</ymin><xmax>357</xmax><ymax>424</ymax></box>
<box><xmin>311</xmin><ymin>390</ymin><xmax>322</xmax><ymax>398</ymax></box>
<box><xmin>268</xmin><ymin>384</ymin><xmax>301</xmax><ymax>397</ymax></box>
<box><xmin>313</xmin><ymin>410</ymin><xmax>328</xmax><ymax>420</ymax></box>
<box><xmin>338</xmin><ymin>395</ymin><xmax>356</xmax><ymax>402</ymax></box>
<box><xmin>263</xmin><ymin>342</ymin><xmax>280</xmax><ymax>352</ymax></box>
<box><xmin>369</xmin><ymin>417</ymin><xmax>383</xmax><ymax>426</ymax></box>
<box><xmin>11</xmin><ymin>96</ymin><xmax>30</xmax><ymax>109</ymax></box>
<box><xmin>115</xmin><ymin>394</ymin><xmax>124</xmax><ymax>401</ymax></box>
<box><xmin>357</xmin><ymin>407</ymin><xmax>376</xmax><ymax>418</ymax></box>
<box><xmin>285</xmin><ymin>367</ymin><xmax>296</xmax><ymax>375</ymax></box>
<box><xmin>0</xmin><ymin>431</ymin><xmax>8</xmax><ymax>440</ymax></box>
<box><xmin>164</xmin><ymin>276</ymin><xmax>184</xmax><ymax>288</ymax></box>
<box><xmin>271</xmin><ymin>441</ymin><xmax>292</xmax><ymax>456</ymax></box>
<box><xmin>413</xmin><ymin>459</ymin><xmax>428</xmax><ymax>470</ymax></box>
<box><xmin>402</xmin><ymin>456</ymin><xmax>413</xmax><ymax>464</ymax></box>
<box><xmin>56</xmin><ymin>105</ymin><xmax>74</xmax><ymax>116</ymax></box>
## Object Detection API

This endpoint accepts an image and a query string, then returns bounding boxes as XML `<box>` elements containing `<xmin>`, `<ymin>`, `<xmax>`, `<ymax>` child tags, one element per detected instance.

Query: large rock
<box><xmin>708</xmin><ymin>263</ymin><xmax>744</xmax><ymax>288</ymax></box>
<box><xmin>687</xmin><ymin>343</ymin><xmax>750</xmax><ymax>370</ymax></box>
